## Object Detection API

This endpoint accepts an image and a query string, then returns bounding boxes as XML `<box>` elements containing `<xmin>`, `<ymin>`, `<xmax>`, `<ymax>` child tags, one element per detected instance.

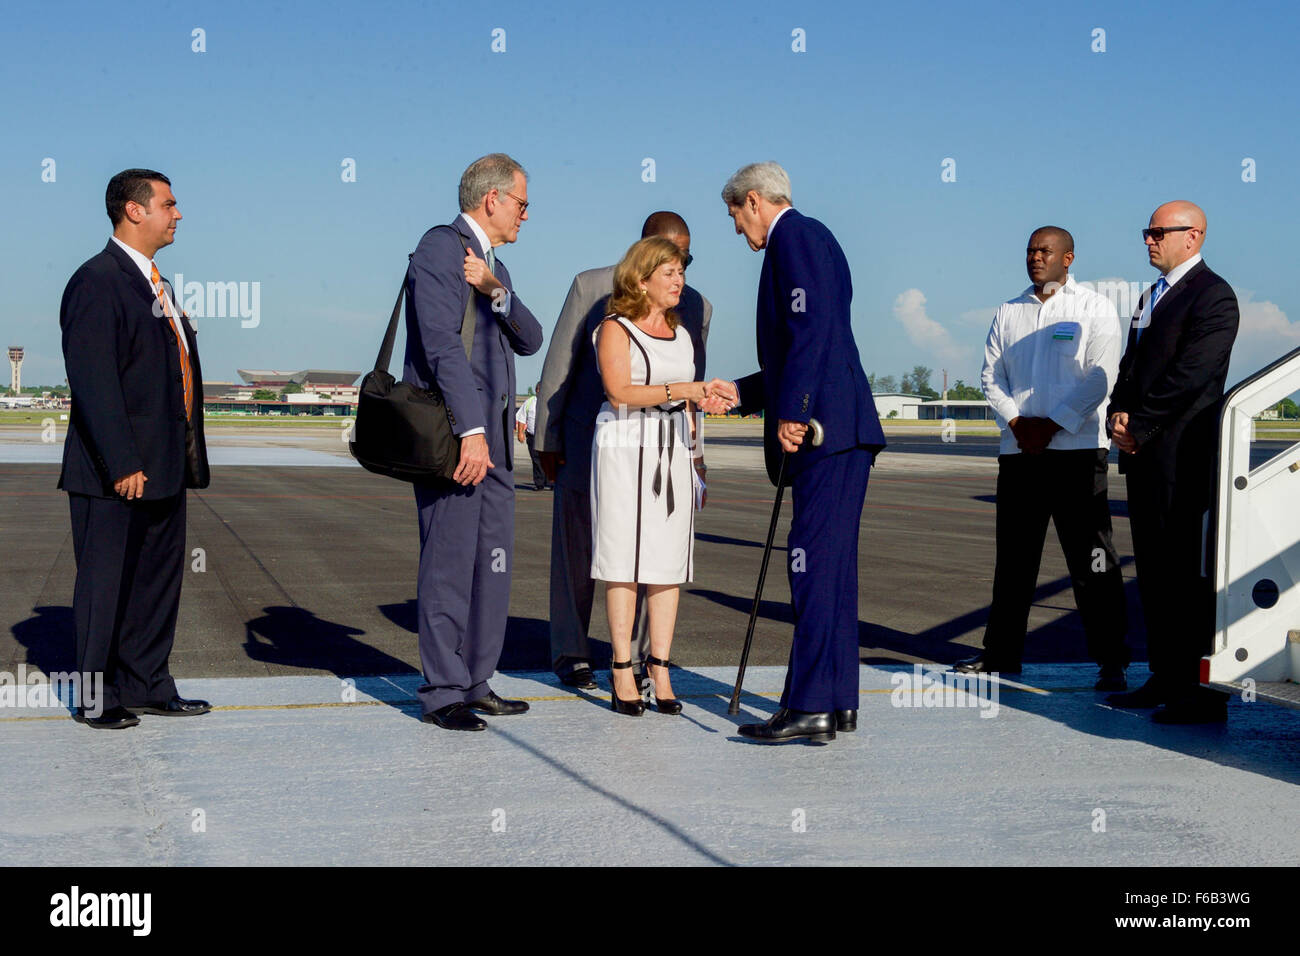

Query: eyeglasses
<box><xmin>1142</xmin><ymin>225</ymin><xmax>1195</xmax><ymax>242</ymax></box>
<box><xmin>503</xmin><ymin>192</ymin><xmax>529</xmax><ymax>216</ymax></box>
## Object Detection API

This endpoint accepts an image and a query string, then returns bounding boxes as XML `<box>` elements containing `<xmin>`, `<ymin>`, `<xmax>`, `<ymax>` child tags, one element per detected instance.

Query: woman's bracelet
<box><xmin>665</xmin><ymin>384</ymin><xmax>672</xmax><ymax>401</ymax></box>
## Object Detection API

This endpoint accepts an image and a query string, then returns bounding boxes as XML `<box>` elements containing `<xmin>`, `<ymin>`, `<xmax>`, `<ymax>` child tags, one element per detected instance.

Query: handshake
<box><xmin>695</xmin><ymin>379</ymin><xmax>738</xmax><ymax>416</ymax></box>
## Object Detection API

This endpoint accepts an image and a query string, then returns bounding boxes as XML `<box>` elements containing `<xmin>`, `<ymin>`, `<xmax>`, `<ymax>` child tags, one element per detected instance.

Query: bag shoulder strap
<box><xmin>373</xmin><ymin>224</ymin><xmax>478</xmax><ymax>373</ymax></box>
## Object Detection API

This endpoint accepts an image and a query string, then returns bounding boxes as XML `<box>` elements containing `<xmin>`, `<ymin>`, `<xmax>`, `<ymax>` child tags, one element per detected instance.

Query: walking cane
<box><xmin>728</xmin><ymin>418</ymin><xmax>823</xmax><ymax>714</ymax></box>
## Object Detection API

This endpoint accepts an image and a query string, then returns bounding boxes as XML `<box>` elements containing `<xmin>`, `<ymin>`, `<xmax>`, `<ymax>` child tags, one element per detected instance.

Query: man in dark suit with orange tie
<box><xmin>59</xmin><ymin>169</ymin><xmax>212</xmax><ymax>729</ymax></box>
<box><xmin>1106</xmin><ymin>201</ymin><xmax>1239</xmax><ymax>724</ymax></box>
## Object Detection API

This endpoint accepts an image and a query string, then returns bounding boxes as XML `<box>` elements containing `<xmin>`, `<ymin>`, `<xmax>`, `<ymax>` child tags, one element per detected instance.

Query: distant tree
<box><xmin>874</xmin><ymin>374</ymin><xmax>898</xmax><ymax>393</ymax></box>
<box><xmin>947</xmin><ymin>379</ymin><xmax>985</xmax><ymax>401</ymax></box>
<box><xmin>1276</xmin><ymin>398</ymin><xmax>1299</xmax><ymax>419</ymax></box>
<box><xmin>899</xmin><ymin>374</ymin><xmax>913</xmax><ymax>394</ymax></box>
<box><xmin>909</xmin><ymin>365</ymin><xmax>938</xmax><ymax>399</ymax></box>
<box><xmin>252</xmin><ymin>389</ymin><xmax>277</xmax><ymax>401</ymax></box>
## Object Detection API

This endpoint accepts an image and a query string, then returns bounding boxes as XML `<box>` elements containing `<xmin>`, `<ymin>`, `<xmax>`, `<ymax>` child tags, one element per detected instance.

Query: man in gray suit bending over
<box><xmin>535</xmin><ymin>212</ymin><xmax>712</xmax><ymax>690</ymax></box>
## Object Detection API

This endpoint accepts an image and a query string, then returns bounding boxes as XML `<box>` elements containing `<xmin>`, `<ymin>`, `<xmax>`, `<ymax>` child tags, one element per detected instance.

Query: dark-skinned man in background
<box><xmin>965</xmin><ymin>226</ymin><xmax>1129</xmax><ymax>689</ymax></box>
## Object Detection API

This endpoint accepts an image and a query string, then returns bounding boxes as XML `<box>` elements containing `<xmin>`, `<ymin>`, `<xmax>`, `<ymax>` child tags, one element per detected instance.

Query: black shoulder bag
<box><xmin>350</xmin><ymin>227</ymin><xmax>476</xmax><ymax>483</ymax></box>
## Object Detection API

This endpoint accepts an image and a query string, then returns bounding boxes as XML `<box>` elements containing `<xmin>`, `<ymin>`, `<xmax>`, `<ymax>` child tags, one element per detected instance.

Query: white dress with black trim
<box><xmin>590</xmin><ymin>315</ymin><xmax>696</xmax><ymax>584</ymax></box>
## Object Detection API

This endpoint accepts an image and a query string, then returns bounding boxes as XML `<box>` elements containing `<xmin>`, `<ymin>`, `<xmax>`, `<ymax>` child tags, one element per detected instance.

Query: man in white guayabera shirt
<box><xmin>957</xmin><ymin>226</ymin><xmax>1130</xmax><ymax>691</ymax></box>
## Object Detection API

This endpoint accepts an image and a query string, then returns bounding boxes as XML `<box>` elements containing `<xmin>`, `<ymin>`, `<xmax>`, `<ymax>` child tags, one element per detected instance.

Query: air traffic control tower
<box><xmin>7</xmin><ymin>347</ymin><xmax>21</xmax><ymax>395</ymax></box>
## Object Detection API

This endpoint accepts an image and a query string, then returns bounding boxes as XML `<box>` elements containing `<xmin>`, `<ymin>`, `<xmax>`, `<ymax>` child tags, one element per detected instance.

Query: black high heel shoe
<box><xmin>645</xmin><ymin>655</ymin><xmax>682</xmax><ymax>715</ymax></box>
<box><xmin>609</xmin><ymin>660</ymin><xmax>645</xmax><ymax>716</ymax></box>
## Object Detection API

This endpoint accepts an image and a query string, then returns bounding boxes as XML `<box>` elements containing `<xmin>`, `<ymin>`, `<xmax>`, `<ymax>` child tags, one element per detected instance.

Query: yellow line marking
<box><xmin>0</xmin><ymin>683</ymin><xmax>1080</xmax><ymax>722</ymax></box>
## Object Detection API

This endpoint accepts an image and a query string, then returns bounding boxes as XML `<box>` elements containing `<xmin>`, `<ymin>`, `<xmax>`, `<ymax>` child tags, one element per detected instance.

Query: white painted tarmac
<box><xmin>0</xmin><ymin>439</ymin><xmax>358</xmax><ymax>468</ymax></box>
<box><xmin>2</xmin><ymin>664</ymin><xmax>1295</xmax><ymax>866</ymax></box>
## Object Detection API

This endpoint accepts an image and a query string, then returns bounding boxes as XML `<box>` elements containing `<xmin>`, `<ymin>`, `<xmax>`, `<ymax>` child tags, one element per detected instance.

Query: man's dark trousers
<box><xmin>525</xmin><ymin>430</ymin><xmax>546</xmax><ymax>489</ymax></box>
<box><xmin>69</xmin><ymin>491</ymin><xmax>185</xmax><ymax>711</ymax></box>
<box><xmin>548</xmin><ymin>460</ymin><xmax>649</xmax><ymax>670</ymax></box>
<box><xmin>414</xmin><ymin>462</ymin><xmax>514</xmax><ymax>714</ymax></box>
<box><xmin>1124</xmin><ymin>457</ymin><xmax>1214</xmax><ymax>694</ymax></box>
<box><xmin>983</xmin><ymin>448</ymin><xmax>1128</xmax><ymax>666</ymax></box>
<box><xmin>781</xmin><ymin>447</ymin><xmax>873</xmax><ymax>713</ymax></box>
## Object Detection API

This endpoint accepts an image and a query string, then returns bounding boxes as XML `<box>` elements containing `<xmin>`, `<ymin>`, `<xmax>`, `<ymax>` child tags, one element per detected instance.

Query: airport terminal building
<box><xmin>203</xmin><ymin>369</ymin><xmax>361</xmax><ymax>416</ymax></box>
<box><xmin>873</xmin><ymin>392</ymin><xmax>996</xmax><ymax>421</ymax></box>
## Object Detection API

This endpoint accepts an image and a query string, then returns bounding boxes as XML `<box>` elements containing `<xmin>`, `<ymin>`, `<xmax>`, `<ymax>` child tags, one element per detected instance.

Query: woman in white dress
<box><xmin>591</xmin><ymin>237</ymin><xmax>734</xmax><ymax>715</ymax></box>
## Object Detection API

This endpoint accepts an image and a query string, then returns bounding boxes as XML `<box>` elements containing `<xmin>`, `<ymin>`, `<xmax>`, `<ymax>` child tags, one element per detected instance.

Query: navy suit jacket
<box><xmin>734</xmin><ymin>209</ymin><xmax>886</xmax><ymax>485</ymax></box>
<box><xmin>402</xmin><ymin>217</ymin><xmax>543</xmax><ymax>470</ymax></box>
<box><xmin>1106</xmin><ymin>259</ymin><xmax>1239</xmax><ymax>498</ymax></box>
<box><xmin>59</xmin><ymin>240</ymin><xmax>210</xmax><ymax>499</ymax></box>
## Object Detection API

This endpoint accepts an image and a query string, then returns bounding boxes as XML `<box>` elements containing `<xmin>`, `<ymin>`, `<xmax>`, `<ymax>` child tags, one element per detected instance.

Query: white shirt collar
<box><xmin>1020</xmin><ymin>272</ymin><xmax>1080</xmax><ymax>303</ymax></box>
<box><xmin>111</xmin><ymin>235</ymin><xmax>160</xmax><ymax>284</ymax></box>
<box><xmin>1161</xmin><ymin>252</ymin><xmax>1202</xmax><ymax>288</ymax></box>
<box><xmin>110</xmin><ymin>235</ymin><xmax>190</xmax><ymax>350</ymax></box>
<box><xmin>458</xmin><ymin>212</ymin><xmax>492</xmax><ymax>257</ymax></box>
<box><xmin>766</xmin><ymin>206</ymin><xmax>793</xmax><ymax>245</ymax></box>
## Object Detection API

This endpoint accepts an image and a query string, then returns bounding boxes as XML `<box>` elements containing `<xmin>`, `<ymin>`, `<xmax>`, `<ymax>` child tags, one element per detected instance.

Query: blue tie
<box><xmin>1138</xmin><ymin>276</ymin><xmax>1168</xmax><ymax>342</ymax></box>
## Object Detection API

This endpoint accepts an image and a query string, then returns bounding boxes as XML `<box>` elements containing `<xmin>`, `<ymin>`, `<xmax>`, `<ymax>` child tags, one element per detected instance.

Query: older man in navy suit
<box><xmin>723</xmin><ymin>162</ymin><xmax>886</xmax><ymax>743</ymax></box>
<box><xmin>403</xmin><ymin>153</ymin><xmax>543</xmax><ymax>731</ymax></box>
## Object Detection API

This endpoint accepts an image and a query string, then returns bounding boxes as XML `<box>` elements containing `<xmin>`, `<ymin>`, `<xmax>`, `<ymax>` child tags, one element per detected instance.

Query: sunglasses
<box><xmin>1141</xmin><ymin>226</ymin><xmax>1195</xmax><ymax>242</ymax></box>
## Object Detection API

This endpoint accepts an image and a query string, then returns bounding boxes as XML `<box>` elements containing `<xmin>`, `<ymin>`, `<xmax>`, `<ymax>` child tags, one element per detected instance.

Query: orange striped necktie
<box><xmin>150</xmin><ymin>262</ymin><xmax>194</xmax><ymax>421</ymax></box>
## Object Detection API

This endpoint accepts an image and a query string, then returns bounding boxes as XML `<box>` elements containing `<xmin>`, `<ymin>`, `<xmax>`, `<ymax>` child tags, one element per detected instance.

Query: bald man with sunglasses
<box><xmin>1105</xmin><ymin>201</ymin><xmax>1239</xmax><ymax>724</ymax></box>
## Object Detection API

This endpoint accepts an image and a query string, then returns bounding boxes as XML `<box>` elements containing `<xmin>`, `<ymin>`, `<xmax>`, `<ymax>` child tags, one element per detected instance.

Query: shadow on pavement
<box><xmin>244</xmin><ymin>605</ymin><xmax>414</xmax><ymax>676</ymax></box>
<box><xmin>379</xmin><ymin>598</ymin><xmax>552</xmax><ymax>670</ymax></box>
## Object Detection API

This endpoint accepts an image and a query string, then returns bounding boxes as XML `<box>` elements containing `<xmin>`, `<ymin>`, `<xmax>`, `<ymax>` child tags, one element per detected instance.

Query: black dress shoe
<box><xmin>1094</xmin><ymin>664</ymin><xmax>1127</xmax><ymax>692</ymax></box>
<box><xmin>466</xmin><ymin>690</ymin><xmax>529</xmax><ymax>716</ymax></box>
<box><xmin>1105</xmin><ymin>676</ymin><xmax>1166</xmax><ymax>708</ymax></box>
<box><xmin>559</xmin><ymin>664</ymin><xmax>598</xmax><ymax>690</ymax></box>
<box><xmin>738</xmin><ymin>708</ymin><xmax>836</xmax><ymax>743</ymax></box>
<box><xmin>951</xmin><ymin>653</ymin><xmax>1021</xmax><ymax>675</ymax></box>
<box><xmin>835</xmin><ymin>709</ymin><xmax>857</xmax><ymax>732</ymax></box>
<box><xmin>73</xmin><ymin>706</ymin><xmax>140</xmax><ymax>730</ymax></box>
<box><xmin>1152</xmin><ymin>693</ymin><xmax>1228</xmax><ymax>725</ymax></box>
<box><xmin>422</xmin><ymin>703</ymin><xmax>487</xmax><ymax>731</ymax></box>
<box><xmin>126</xmin><ymin>696</ymin><xmax>211</xmax><ymax>716</ymax></box>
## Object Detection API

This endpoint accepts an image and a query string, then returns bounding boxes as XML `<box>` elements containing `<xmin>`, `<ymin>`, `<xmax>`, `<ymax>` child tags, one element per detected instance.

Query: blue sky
<box><xmin>4</xmin><ymin>0</ymin><xmax>1298</xmax><ymax>395</ymax></box>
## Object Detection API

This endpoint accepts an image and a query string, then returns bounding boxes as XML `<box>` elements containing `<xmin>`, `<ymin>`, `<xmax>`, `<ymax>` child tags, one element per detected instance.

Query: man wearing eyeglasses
<box><xmin>403</xmin><ymin>152</ymin><xmax>543</xmax><ymax>731</ymax></box>
<box><xmin>1105</xmin><ymin>201</ymin><xmax>1239</xmax><ymax>724</ymax></box>
<box><xmin>534</xmin><ymin>211</ymin><xmax>711</xmax><ymax>692</ymax></box>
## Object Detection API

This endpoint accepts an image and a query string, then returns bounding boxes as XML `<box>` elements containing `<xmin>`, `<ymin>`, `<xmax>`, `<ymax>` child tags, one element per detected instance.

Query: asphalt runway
<box><xmin>4</xmin><ymin>422</ymin><xmax>1298</xmax><ymax>868</ymax></box>
<box><xmin>1</xmin><ymin>422</ymin><xmax>1151</xmax><ymax>679</ymax></box>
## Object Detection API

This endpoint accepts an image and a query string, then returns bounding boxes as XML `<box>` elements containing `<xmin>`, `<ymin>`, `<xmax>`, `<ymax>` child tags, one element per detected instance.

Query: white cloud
<box><xmin>892</xmin><ymin>288</ymin><xmax>977</xmax><ymax>371</ymax></box>
<box><xmin>1229</xmin><ymin>290</ymin><xmax>1300</xmax><ymax>382</ymax></box>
